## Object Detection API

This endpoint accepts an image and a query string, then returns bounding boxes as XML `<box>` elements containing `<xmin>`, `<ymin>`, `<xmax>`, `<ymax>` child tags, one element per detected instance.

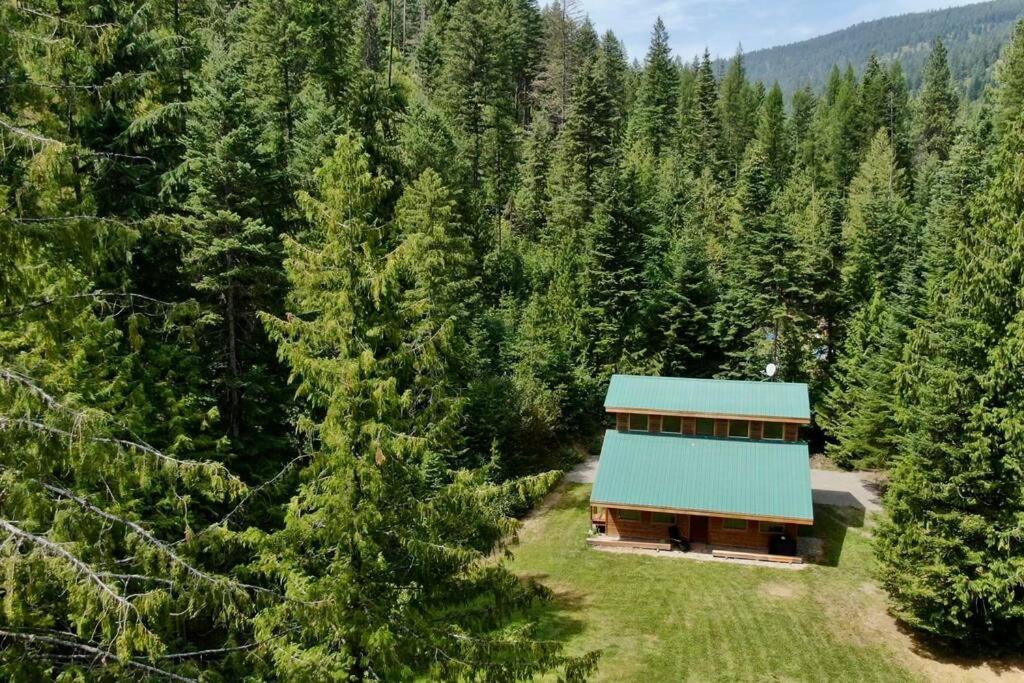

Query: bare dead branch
<box><xmin>217</xmin><ymin>453</ymin><xmax>310</xmax><ymax>528</ymax></box>
<box><xmin>0</xmin><ymin>629</ymin><xmax>196</xmax><ymax>682</ymax></box>
<box><xmin>0</xmin><ymin>520</ymin><xmax>136</xmax><ymax>615</ymax></box>
<box><xmin>0</xmin><ymin>290</ymin><xmax>175</xmax><ymax>319</ymax></box>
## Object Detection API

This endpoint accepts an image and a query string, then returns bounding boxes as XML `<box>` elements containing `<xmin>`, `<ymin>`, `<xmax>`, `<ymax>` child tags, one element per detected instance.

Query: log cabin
<box><xmin>589</xmin><ymin>374</ymin><xmax>814</xmax><ymax>554</ymax></box>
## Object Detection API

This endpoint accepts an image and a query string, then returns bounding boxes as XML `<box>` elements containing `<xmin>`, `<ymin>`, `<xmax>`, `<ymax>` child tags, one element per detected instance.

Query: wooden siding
<box><xmin>707</xmin><ymin>517</ymin><xmax>800</xmax><ymax>550</ymax></box>
<box><xmin>611</xmin><ymin>412</ymin><xmax>803</xmax><ymax>441</ymax></box>
<box><xmin>603</xmin><ymin>509</ymin><xmax>796</xmax><ymax>551</ymax></box>
<box><xmin>606</xmin><ymin>509</ymin><xmax>669</xmax><ymax>541</ymax></box>
<box><xmin>784</xmin><ymin>423</ymin><xmax>800</xmax><ymax>441</ymax></box>
<box><xmin>682</xmin><ymin>416</ymin><xmax>696</xmax><ymax>435</ymax></box>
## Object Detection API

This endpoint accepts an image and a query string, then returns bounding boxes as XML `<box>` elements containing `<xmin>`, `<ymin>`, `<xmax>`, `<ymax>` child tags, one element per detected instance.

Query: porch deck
<box><xmin>587</xmin><ymin>534</ymin><xmax>809</xmax><ymax>564</ymax></box>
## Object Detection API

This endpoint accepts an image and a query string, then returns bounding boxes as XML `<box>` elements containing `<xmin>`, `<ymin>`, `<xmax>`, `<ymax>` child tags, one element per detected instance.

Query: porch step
<box><xmin>587</xmin><ymin>536</ymin><xmax>672</xmax><ymax>551</ymax></box>
<box><xmin>711</xmin><ymin>549</ymin><xmax>803</xmax><ymax>564</ymax></box>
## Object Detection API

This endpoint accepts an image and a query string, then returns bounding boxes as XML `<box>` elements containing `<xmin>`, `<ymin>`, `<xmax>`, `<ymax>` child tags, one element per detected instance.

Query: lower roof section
<box><xmin>590</xmin><ymin>430</ymin><xmax>814</xmax><ymax>524</ymax></box>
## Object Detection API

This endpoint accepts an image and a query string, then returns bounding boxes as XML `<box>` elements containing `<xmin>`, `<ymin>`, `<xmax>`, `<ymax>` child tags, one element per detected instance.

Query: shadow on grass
<box><xmin>517</xmin><ymin>572</ymin><xmax>590</xmax><ymax>645</ymax></box>
<box><xmin>805</xmin><ymin>500</ymin><xmax>865</xmax><ymax>567</ymax></box>
<box><xmin>894</xmin><ymin>619</ymin><xmax>1024</xmax><ymax>676</ymax></box>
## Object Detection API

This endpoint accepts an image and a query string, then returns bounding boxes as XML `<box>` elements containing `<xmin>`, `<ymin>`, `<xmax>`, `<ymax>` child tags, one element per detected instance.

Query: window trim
<box><xmin>661</xmin><ymin>415</ymin><xmax>682</xmax><ymax>434</ymax></box>
<box><xmin>628</xmin><ymin>413</ymin><xmax>649</xmax><ymax>432</ymax></box>
<box><xmin>728</xmin><ymin>419</ymin><xmax>750</xmax><ymax>438</ymax></box>
<box><xmin>762</xmin><ymin>421</ymin><xmax>784</xmax><ymax>440</ymax></box>
<box><xmin>722</xmin><ymin>518</ymin><xmax>748</xmax><ymax>530</ymax></box>
<box><xmin>695</xmin><ymin>417</ymin><xmax>715</xmax><ymax>436</ymax></box>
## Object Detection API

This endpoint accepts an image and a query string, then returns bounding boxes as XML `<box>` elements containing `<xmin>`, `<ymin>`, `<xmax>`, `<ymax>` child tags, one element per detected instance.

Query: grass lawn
<box><xmin>511</xmin><ymin>483</ymin><xmax>919</xmax><ymax>682</ymax></box>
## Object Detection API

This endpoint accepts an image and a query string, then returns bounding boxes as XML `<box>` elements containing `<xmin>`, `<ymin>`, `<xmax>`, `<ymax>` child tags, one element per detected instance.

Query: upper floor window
<box><xmin>662</xmin><ymin>415</ymin><xmax>682</xmax><ymax>433</ymax></box>
<box><xmin>728</xmin><ymin>420</ymin><xmax>750</xmax><ymax>438</ymax></box>
<box><xmin>695</xmin><ymin>418</ymin><xmax>715</xmax><ymax>436</ymax></box>
<box><xmin>628</xmin><ymin>414</ymin><xmax>648</xmax><ymax>431</ymax></box>
<box><xmin>762</xmin><ymin>422</ymin><xmax>784</xmax><ymax>440</ymax></box>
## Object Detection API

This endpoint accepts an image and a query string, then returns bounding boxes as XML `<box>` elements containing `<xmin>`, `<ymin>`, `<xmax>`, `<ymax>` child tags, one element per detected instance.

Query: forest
<box><xmin>1</xmin><ymin>0</ymin><xmax>1024</xmax><ymax>680</ymax></box>
<box><xmin>740</xmin><ymin>0</ymin><xmax>1024</xmax><ymax>97</ymax></box>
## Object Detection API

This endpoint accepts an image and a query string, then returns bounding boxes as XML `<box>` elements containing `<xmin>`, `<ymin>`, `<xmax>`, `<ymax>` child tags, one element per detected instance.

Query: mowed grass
<box><xmin>510</xmin><ymin>484</ymin><xmax>920</xmax><ymax>683</ymax></box>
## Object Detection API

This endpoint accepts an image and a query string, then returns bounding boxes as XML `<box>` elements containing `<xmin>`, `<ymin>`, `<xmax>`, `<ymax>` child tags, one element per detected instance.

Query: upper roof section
<box><xmin>604</xmin><ymin>374</ymin><xmax>811</xmax><ymax>423</ymax></box>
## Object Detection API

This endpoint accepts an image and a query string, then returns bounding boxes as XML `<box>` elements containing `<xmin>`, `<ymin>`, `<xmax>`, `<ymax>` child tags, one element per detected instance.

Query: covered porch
<box><xmin>589</xmin><ymin>504</ymin><xmax>806</xmax><ymax>557</ymax></box>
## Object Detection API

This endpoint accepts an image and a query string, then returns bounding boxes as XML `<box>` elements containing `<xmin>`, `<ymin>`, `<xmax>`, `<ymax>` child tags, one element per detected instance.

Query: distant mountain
<box><xmin>733</xmin><ymin>0</ymin><xmax>1024</xmax><ymax>98</ymax></box>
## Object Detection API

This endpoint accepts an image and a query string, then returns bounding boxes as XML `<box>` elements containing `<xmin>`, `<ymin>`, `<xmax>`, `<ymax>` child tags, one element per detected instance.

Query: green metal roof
<box><xmin>604</xmin><ymin>374</ymin><xmax>811</xmax><ymax>421</ymax></box>
<box><xmin>590</xmin><ymin>430</ymin><xmax>814</xmax><ymax>523</ymax></box>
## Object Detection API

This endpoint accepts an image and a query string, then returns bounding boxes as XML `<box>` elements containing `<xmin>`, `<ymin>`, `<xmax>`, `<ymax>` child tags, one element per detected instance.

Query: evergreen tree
<box><xmin>686</xmin><ymin>49</ymin><xmax>722</xmax><ymax>174</ymax></box>
<box><xmin>914</xmin><ymin>38</ymin><xmax>959</xmax><ymax>162</ymax></box>
<box><xmin>755</xmin><ymin>82</ymin><xmax>791</xmax><ymax>191</ymax></box>
<box><xmin>628</xmin><ymin>18</ymin><xmax>679</xmax><ymax>156</ymax></box>
<box><xmin>718</xmin><ymin>48</ymin><xmax>760</xmax><ymax>179</ymax></box>
<box><xmin>257</xmin><ymin>136</ymin><xmax>597</xmax><ymax>679</ymax></box>
<box><xmin>876</xmin><ymin>22</ymin><xmax>1024</xmax><ymax>646</ymax></box>
<box><xmin>177</xmin><ymin>28</ymin><xmax>289</xmax><ymax>462</ymax></box>
<box><xmin>840</xmin><ymin>129</ymin><xmax>917</xmax><ymax>310</ymax></box>
<box><xmin>819</xmin><ymin>291</ymin><xmax>906</xmax><ymax>468</ymax></box>
<box><xmin>715</xmin><ymin>141</ymin><xmax>786</xmax><ymax>377</ymax></box>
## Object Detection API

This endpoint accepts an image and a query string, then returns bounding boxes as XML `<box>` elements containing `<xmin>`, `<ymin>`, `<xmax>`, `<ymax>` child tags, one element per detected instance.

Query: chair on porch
<box><xmin>667</xmin><ymin>525</ymin><xmax>690</xmax><ymax>552</ymax></box>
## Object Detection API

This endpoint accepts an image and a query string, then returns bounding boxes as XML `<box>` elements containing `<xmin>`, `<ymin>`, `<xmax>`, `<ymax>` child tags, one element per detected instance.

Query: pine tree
<box><xmin>819</xmin><ymin>291</ymin><xmax>906</xmax><ymax>468</ymax></box>
<box><xmin>532</xmin><ymin>0</ymin><xmax>582</xmax><ymax>128</ymax></box>
<box><xmin>687</xmin><ymin>49</ymin><xmax>721</xmax><ymax>174</ymax></box>
<box><xmin>177</xmin><ymin>27</ymin><xmax>289</xmax><ymax>462</ymax></box>
<box><xmin>716</xmin><ymin>141</ymin><xmax>788</xmax><ymax>377</ymax></box>
<box><xmin>876</xmin><ymin>21</ymin><xmax>1024</xmax><ymax>646</ymax></box>
<box><xmin>718</xmin><ymin>48</ymin><xmax>760</xmax><ymax>179</ymax></box>
<box><xmin>914</xmin><ymin>38</ymin><xmax>959</xmax><ymax>162</ymax></box>
<box><xmin>256</xmin><ymin>135</ymin><xmax>597</xmax><ymax>679</ymax></box>
<box><xmin>755</xmin><ymin>82</ymin><xmax>791</xmax><ymax>191</ymax></box>
<box><xmin>818</xmin><ymin>64</ymin><xmax>862</xmax><ymax>191</ymax></box>
<box><xmin>628</xmin><ymin>18</ymin><xmax>679</xmax><ymax>156</ymax></box>
<box><xmin>840</xmin><ymin>129</ymin><xmax>917</xmax><ymax>311</ymax></box>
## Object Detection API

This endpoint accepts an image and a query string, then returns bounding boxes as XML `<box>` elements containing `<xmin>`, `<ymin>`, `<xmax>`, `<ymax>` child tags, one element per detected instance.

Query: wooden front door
<box><xmin>690</xmin><ymin>515</ymin><xmax>709</xmax><ymax>543</ymax></box>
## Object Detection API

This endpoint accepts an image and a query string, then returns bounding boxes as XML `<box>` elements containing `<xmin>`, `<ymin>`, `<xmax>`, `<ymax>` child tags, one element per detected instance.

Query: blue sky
<box><xmin>579</xmin><ymin>0</ymin><xmax>982</xmax><ymax>62</ymax></box>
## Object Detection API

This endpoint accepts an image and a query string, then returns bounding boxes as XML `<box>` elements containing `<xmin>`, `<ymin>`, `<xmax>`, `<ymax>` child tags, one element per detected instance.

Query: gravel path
<box><xmin>810</xmin><ymin>468</ymin><xmax>883</xmax><ymax>512</ymax></box>
<box><xmin>566</xmin><ymin>456</ymin><xmax>883</xmax><ymax>513</ymax></box>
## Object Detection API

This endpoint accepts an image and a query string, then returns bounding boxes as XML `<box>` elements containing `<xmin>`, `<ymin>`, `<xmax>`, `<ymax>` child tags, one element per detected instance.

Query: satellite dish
<box><xmin>764</xmin><ymin>363</ymin><xmax>777</xmax><ymax>378</ymax></box>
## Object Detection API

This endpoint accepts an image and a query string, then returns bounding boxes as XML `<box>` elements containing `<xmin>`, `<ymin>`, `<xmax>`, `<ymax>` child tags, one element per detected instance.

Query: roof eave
<box><xmin>604</xmin><ymin>405</ymin><xmax>812</xmax><ymax>424</ymax></box>
<box><xmin>588</xmin><ymin>498</ymin><xmax>815</xmax><ymax>525</ymax></box>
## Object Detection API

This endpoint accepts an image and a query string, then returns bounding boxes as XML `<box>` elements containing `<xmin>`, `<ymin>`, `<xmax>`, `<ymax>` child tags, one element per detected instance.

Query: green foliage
<box><xmin>5</xmin><ymin>0</ymin><xmax>1024</xmax><ymax>671</ymax></box>
<box><xmin>876</xmin><ymin>22</ymin><xmax>1024</xmax><ymax>647</ymax></box>
<box><xmin>627</xmin><ymin>18</ymin><xmax>678</xmax><ymax>156</ymax></box>
<box><xmin>256</xmin><ymin>136</ymin><xmax>596</xmax><ymax>679</ymax></box>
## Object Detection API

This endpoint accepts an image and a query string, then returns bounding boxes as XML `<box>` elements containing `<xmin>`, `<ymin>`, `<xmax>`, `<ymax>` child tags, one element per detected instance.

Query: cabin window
<box><xmin>728</xmin><ymin>420</ymin><xmax>750</xmax><ymax>438</ymax></box>
<box><xmin>762</xmin><ymin>422</ymin><xmax>784</xmax><ymax>440</ymax></box>
<box><xmin>628</xmin><ymin>414</ymin><xmax>648</xmax><ymax>431</ymax></box>
<box><xmin>695</xmin><ymin>418</ymin><xmax>715</xmax><ymax>436</ymax></box>
<box><xmin>722</xmin><ymin>519</ymin><xmax>748</xmax><ymax>530</ymax></box>
<box><xmin>617</xmin><ymin>509</ymin><xmax>641</xmax><ymax>521</ymax></box>
<box><xmin>661</xmin><ymin>415</ymin><xmax>682</xmax><ymax>433</ymax></box>
<box><xmin>759</xmin><ymin>522</ymin><xmax>786</xmax><ymax>534</ymax></box>
<box><xmin>652</xmin><ymin>512</ymin><xmax>675</xmax><ymax>524</ymax></box>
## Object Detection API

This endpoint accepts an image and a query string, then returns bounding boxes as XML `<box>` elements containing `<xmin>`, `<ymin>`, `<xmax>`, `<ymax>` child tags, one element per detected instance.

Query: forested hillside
<box><xmin>739</xmin><ymin>0</ymin><xmax>1024</xmax><ymax>97</ymax></box>
<box><xmin>2</xmin><ymin>0</ymin><xmax>1024</xmax><ymax>679</ymax></box>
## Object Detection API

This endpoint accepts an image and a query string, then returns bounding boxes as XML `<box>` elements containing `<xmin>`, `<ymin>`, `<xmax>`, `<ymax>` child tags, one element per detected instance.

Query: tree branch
<box><xmin>0</xmin><ymin>520</ymin><xmax>136</xmax><ymax>615</ymax></box>
<box><xmin>0</xmin><ymin>629</ymin><xmax>197</xmax><ymax>682</ymax></box>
